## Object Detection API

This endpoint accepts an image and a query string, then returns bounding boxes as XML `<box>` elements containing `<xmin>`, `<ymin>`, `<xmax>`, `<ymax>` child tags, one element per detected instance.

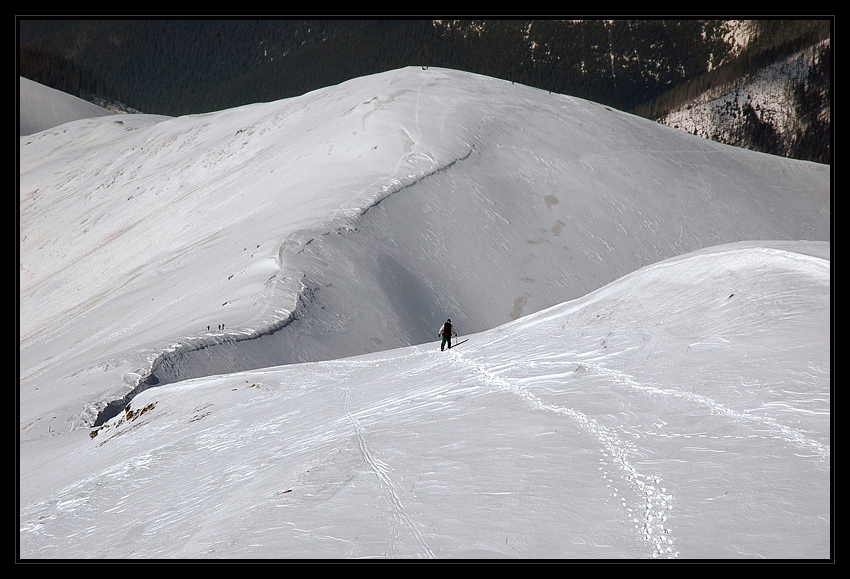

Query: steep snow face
<box><xmin>19</xmin><ymin>67</ymin><xmax>829</xmax><ymax>431</ymax></box>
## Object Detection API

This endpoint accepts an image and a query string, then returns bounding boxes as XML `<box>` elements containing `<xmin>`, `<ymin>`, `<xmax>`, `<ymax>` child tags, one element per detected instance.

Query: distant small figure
<box><xmin>438</xmin><ymin>318</ymin><xmax>458</xmax><ymax>351</ymax></box>
<box><xmin>207</xmin><ymin>325</ymin><xmax>210</xmax><ymax>331</ymax></box>
<box><xmin>221</xmin><ymin>323</ymin><xmax>225</xmax><ymax>330</ymax></box>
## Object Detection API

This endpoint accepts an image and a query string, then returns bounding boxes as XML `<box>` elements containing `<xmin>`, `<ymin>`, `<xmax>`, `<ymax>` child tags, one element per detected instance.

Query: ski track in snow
<box><xmin>581</xmin><ymin>361</ymin><xmax>831</xmax><ymax>462</ymax></box>
<box><xmin>335</xmin><ymin>367</ymin><xmax>436</xmax><ymax>559</ymax></box>
<box><xmin>442</xmin><ymin>346</ymin><xmax>678</xmax><ymax>559</ymax></box>
<box><xmin>435</xmin><ymin>321</ymin><xmax>828</xmax><ymax>559</ymax></box>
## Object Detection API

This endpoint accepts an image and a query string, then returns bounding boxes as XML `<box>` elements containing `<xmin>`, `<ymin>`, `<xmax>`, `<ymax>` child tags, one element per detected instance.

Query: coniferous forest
<box><xmin>18</xmin><ymin>19</ymin><xmax>831</xmax><ymax>164</ymax></box>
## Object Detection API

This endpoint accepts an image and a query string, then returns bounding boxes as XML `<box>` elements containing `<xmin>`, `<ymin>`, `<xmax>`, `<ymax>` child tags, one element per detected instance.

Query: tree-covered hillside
<box><xmin>18</xmin><ymin>19</ymin><xmax>831</xmax><ymax>163</ymax></box>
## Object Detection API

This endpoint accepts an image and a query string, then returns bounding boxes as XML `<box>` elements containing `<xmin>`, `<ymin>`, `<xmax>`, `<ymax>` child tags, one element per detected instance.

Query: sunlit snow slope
<box><xmin>19</xmin><ymin>68</ymin><xmax>829</xmax><ymax>434</ymax></box>
<box><xmin>19</xmin><ymin>241</ymin><xmax>830</xmax><ymax>559</ymax></box>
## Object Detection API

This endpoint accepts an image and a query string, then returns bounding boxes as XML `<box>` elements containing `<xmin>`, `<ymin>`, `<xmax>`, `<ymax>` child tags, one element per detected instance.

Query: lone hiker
<box><xmin>438</xmin><ymin>318</ymin><xmax>458</xmax><ymax>351</ymax></box>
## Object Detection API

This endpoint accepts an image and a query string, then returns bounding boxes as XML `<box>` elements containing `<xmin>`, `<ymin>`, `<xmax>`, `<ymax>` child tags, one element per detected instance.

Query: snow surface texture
<box><xmin>19</xmin><ymin>68</ymin><xmax>830</xmax><ymax>559</ymax></box>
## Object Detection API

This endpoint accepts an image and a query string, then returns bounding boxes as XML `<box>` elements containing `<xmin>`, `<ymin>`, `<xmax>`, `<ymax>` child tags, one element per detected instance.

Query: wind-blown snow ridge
<box><xmin>92</xmin><ymin>146</ymin><xmax>478</xmax><ymax>426</ymax></box>
<box><xmin>88</xmin><ymin>145</ymin><xmax>474</xmax><ymax>427</ymax></box>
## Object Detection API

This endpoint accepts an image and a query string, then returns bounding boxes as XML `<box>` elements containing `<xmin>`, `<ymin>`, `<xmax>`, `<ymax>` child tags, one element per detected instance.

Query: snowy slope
<box><xmin>19</xmin><ymin>68</ymin><xmax>829</xmax><ymax>429</ymax></box>
<box><xmin>19</xmin><ymin>240</ymin><xmax>830</xmax><ymax>559</ymax></box>
<box><xmin>19</xmin><ymin>76</ymin><xmax>116</xmax><ymax>137</ymax></box>
<box><xmin>18</xmin><ymin>69</ymin><xmax>831</xmax><ymax>559</ymax></box>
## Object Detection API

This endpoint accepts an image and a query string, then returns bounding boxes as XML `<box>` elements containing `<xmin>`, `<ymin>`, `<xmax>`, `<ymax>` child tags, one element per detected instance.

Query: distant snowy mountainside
<box><xmin>658</xmin><ymin>40</ymin><xmax>830</xmax><ymax>162</ymax></box>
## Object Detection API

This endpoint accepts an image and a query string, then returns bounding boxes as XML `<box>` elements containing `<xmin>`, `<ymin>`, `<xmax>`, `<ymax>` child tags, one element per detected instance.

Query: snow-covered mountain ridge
<box><xmin>20</xmin><ymin>67</ymin><xmax>829</xmax><ymax>431</ymax></box>
<box><xmin>19</xmin><ymin>239</ymin><xmax>830</xmax><ymax>559</ymax></box>
<box><xmin>19</xmin><ymin>68</ymin><xmax>831</xmax><ymax>559</ymax></box>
